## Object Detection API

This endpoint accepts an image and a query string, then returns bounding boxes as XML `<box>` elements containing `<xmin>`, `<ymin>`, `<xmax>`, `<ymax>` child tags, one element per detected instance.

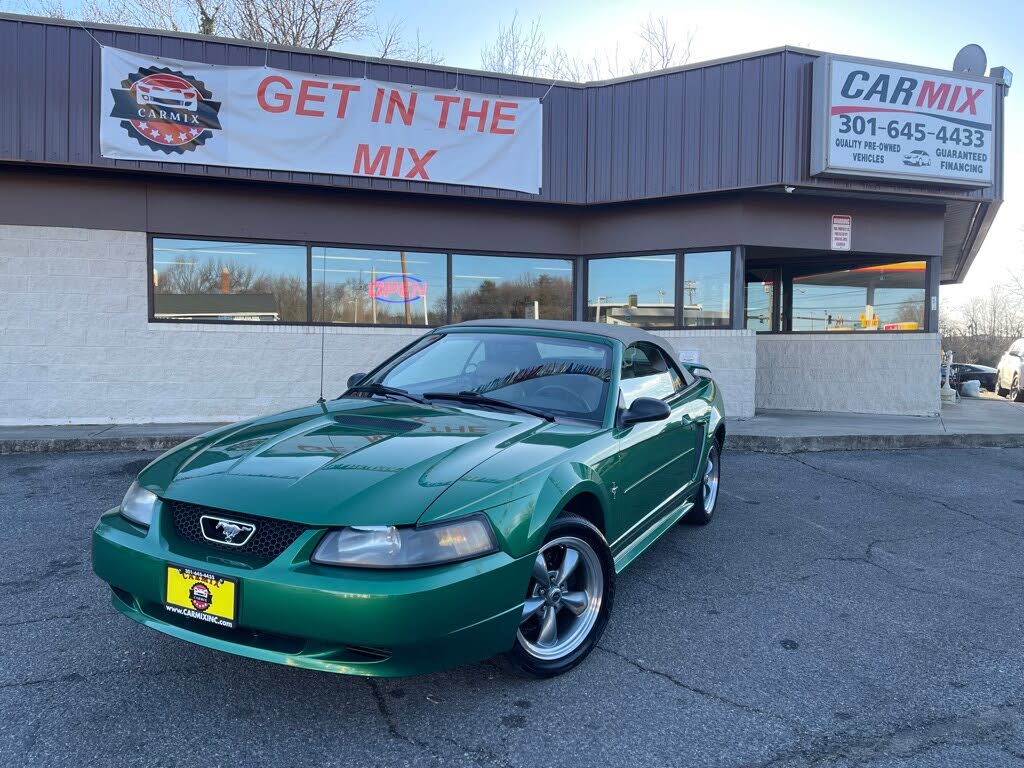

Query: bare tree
<box><xmin>941</xmin><ymin>281</ymin><xmax>1024</xmax><ymax>365</ymax></box>
<box><xmin>224</xmin><ymin>0</ymin><xmax>373</xmax><ymax>50</ymax></box>
<box><xmin>72</xmin><ymin>0</ymin><xmax>210</xmax><ymax>34</ymax></box>
<box><xmin>628</xmin><ymin>14</ymin><xmax>693</xmax><ymax>74</ymax></box>
<box><xmin>480</xmin><ymin>12</ymin><xmax>548</xmax><ymax>77</ymax></box>
<box><xmin>18</xmin><ymin>0</ymin><xmax>72</xmax><ymax>18</ymax></box>
<box><xmin>370</xmin><ymin>16</ymin><xmax>443</xmax><ymax>64</ymax></box>
<box><xmin>483</xmin><ymin>12</ymin><xmax>694</xmax><ymax>81</ymax></box>
<box><xmin>25</xmin><ymin>0</ymin><xmax>380</xmax><ymax>50</ymax></box>
<box><xmin>1006</xmin><ymin>224</ymin><xmax>1024</xmax><ymax>304</ymax></box>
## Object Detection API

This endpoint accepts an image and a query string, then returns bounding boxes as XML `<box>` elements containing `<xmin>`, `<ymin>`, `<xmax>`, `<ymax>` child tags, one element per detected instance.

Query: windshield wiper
<box><xmin>342</xmin><ymin>383</ymin><xmax>427</xmax><ymax>404</ymax></box>
<box><xmin>423</xmin><ymin>391</ymin><xmax>556</xmax><ymax>422</ymax></box>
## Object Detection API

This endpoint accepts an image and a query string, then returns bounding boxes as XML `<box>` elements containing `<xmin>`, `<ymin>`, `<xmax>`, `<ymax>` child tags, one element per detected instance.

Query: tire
<box><xmin>503</xmin><ymin>514</ymin><xmax>614</xmax><ymax>678</ymax></box>
<box><xmin>996</xmin><ymin>375</ymin><xmax>1008</xmax><ymax>397</ymax></box>
<box><xmin>686</xmin><ymin>440</ymin><xmax>722</xmax><ymax>526</ymax></box>
<box><xmin>1011</xmin><ymin>376</ymin><xmax>1024</xmax><ymax>403</ymax></box>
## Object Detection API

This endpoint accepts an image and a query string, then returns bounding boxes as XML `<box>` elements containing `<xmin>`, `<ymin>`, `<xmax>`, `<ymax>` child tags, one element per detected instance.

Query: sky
<box><xmin>339</xmin><ymin>0</ymin><xmax>1023</xmax><ymax>306</ymax></box>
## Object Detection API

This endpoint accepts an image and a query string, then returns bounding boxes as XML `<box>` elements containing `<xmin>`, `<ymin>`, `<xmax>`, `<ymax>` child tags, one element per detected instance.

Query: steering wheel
<box><xmin>533</xmin><ymin>384</ymin><xmax>590</xmax><ymax>413</ymax></box>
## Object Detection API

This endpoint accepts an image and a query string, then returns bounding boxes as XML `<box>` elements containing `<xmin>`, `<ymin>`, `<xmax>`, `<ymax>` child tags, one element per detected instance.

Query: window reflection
<box><xmin>791</xmin><ymin>261</ymin><xmax>926</xmax><ymax>331</ymax></box>
<box><xmin>587</xmin><ymin>255</ymin><xmax>676</xmax><ymax>328</ymax></box>
<box><xmin>450</xmin><ymin>254</ymin><xmax>573</xmax><ymax>322</ymax></box>
<box><xmin>683</xmin><ymin>251</ymin><xmax>731</xmax><ymax>328</ymax></box>
<box><xmin>312</xmin><ymin>248</ymin><xmax>447</xmax><ymax>326</ymax></box>
<box><xmin>745</xmin><ymin>268</ymin><xmax>776</xmax><ymax>331</ymax></box>
<box><xmin>152</xmin><ymin>239</ymin><xmax>307</xmax><ymax>322</ymax></box>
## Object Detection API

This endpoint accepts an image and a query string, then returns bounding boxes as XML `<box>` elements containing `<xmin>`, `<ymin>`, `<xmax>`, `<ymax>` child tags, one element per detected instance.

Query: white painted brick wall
<box><xmin>755</xmin><ymin>333</ymin><xmax>941</xmax><ymax>416</ymax></box>
<box><xmin>0</xmin><ymin>226</ymin><xmax>425</xmax><ymax>425</ymax></box>
<box><xmin>654</xmin><ymin>330</ymin><xmax>757</xmax><ymax>419</ymax></box>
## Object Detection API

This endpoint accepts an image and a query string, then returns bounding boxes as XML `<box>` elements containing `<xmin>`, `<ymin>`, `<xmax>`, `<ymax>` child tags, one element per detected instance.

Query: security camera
<box><xmin>783</xmin><ymin>185</ymin><xmax>796</xmax><ymax>194</ymax></box>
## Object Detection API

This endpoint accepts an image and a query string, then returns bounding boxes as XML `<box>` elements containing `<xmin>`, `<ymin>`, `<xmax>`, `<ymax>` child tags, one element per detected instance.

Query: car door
<box><xmin>611</xmin><ymin>343</ymin><xmax>701</xmax><ymax>541</ymax></box>
<box><xmin>998</xmin><ymin>341</ymin><xmax>1020</xmax><ymax>390</ymax></box>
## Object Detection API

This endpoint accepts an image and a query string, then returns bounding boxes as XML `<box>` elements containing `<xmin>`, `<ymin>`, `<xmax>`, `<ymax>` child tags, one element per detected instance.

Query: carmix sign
<box><xmin>811</xmin><ymin>56</ymin><xmax>996</xmax><ymax>187</ymax></box>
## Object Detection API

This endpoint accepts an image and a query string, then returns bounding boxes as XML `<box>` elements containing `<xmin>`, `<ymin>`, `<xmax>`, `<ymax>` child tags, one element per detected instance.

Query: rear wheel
<box><xmin>504</xmin><ymin>514</ymin><xmax>614</xmax><ymax>678</ymax></box>
<box><xmin>686</xmin><ymin>441</ymin><xmax>721</xmax><ymax>526</ymax></box>
<box><xmin>1011</xmin><ymin>376</ymin><xmax>1024</xmax><ymax>403</ymax></box>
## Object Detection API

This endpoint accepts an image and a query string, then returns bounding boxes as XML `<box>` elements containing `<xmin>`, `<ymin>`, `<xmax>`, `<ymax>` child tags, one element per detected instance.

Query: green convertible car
<box><xmin>93</xmin><ymin>320</ymin><xmax>726</xmax><ymax>677</ymax></box>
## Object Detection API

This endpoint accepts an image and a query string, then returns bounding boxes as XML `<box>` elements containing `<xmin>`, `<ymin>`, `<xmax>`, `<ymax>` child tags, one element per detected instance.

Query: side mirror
<box><xmin>619</xmin><ymin>397</ymin><xmax>671</xmax><ymax>427</ymax></box>
<box><xmin>347</xmin><ymin>372</ymin><xmax>368</xmax><ymax>389</ymax></box>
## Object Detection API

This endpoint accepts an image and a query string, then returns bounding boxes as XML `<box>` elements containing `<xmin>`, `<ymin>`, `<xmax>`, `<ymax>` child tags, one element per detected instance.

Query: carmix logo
<box><xmin>368</xmin><ymin>275</ymin><xmax>428</xmax><ymax>303</ymax></box>
<box><xmin>110</xmin><ymin>66</ymin><xmax>222</xmax><ymax>154</ymax></box>
<box><xmin>834</xmin><ymin>69</ymin><xmax>991</xmax><ymax>130</ymax></box>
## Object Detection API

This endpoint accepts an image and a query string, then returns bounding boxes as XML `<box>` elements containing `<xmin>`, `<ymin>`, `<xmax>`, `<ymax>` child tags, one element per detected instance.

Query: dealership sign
<box><xmin>811</xmin><ymin>56</ymin><xmax>995</xmax><ymax>187</ymax></box>
<box><xmin>100</xmin><ymin>47</ymin><xmax>543</xmax><ymax>193</ymax></box>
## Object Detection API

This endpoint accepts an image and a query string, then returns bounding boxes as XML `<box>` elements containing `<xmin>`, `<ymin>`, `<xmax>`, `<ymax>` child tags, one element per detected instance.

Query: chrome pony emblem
<box><xmin>199</xmin><ymin>515</ymin><xmax>256</xmax><ymax>547</ymax></box>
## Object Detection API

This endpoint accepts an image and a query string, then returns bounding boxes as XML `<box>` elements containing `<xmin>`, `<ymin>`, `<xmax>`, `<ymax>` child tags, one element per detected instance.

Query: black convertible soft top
<box><xmin>438</xmin><ymin>319</ymin><xmax>684</xmax><ymax>368</ymax></box>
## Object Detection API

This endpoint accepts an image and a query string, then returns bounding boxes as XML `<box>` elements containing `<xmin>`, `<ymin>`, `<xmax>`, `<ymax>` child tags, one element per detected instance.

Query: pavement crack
<box><xmin>809</xmin><ymin>539</ymin><xmax>1005</xmax><ymax>606</ymax></box>
<box><xmin>0</xmin><ymin>610</ymin><xmax>110</xmax><ymax>628</ymax></box>
<box><xmin>597</xmin><ymin>645</ymin><xmax>800</xmax><ymax>730</ymax></box>
<box><xmin>787</xmin><ymin>453</ymin><xmax>1024</xmax><ymax>542</ymax></box>
<box><xmin>365</xmin><ymin>679</ymin><xmax>512</xmax><ymax>767</ymax></box>
<box><xmin>747</xmin><ymin>700</ymin><xmax>1023</xmax><ymax>768</ymax></box>
<box><xmin>0</xmin><ymin>665</ymin><xmax>194</xmax><ymax>691</ymax></box>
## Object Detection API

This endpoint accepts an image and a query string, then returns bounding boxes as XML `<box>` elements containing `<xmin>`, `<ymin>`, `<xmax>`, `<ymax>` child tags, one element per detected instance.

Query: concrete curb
<box><xmin>4</xmin><ymin>432</ymin><xmax>1024</xmax><ymax>455</ymax></box>
<box><xmin>728</xmin><ymin>432</ymin><xmax>1024</xmax><ymax>453</ymax></box>
<box><xmin>0</xmin><ymin>436</ymin><xmax>190</xmax><ymax>454</ymax></box>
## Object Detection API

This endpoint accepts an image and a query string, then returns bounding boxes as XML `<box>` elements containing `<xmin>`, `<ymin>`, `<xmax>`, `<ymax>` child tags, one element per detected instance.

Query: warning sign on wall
<box><xmin>831</xmin><ymin>214</ymin><xmax>852</xmax><ymax>251</ymax></box>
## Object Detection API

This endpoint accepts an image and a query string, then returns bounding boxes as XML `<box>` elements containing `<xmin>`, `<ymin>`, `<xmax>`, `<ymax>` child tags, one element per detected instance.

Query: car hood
<box><xmin>143</xmin><ymin>398</ymin><xmax>551</xmax><ymax>527</ymax></box>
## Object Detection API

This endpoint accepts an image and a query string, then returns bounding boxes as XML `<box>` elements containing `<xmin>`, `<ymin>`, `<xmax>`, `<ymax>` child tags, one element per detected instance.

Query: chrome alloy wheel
<box><xmin>517</xmin><ymin>536</ymin><xmax>604</xmax><ymax>661</ymax></box>
<box><xmin>702</xmin><ymin>448</ymin><xmax>720</xmax><ymax>513</ymax></box>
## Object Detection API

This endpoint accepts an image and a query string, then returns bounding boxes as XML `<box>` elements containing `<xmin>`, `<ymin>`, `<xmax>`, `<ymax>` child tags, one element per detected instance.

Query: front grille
<box><xmin>167</xmin><ymin>499</ymin><xmax>307</xmax><ymax>562</ymax></box>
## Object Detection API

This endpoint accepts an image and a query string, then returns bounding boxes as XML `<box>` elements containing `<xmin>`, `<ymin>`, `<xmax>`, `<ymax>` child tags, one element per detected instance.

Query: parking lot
<box><xmin>2</xmin><ymin>447</ymin><xmax>1023</xmax><ymax>767</ymax></box>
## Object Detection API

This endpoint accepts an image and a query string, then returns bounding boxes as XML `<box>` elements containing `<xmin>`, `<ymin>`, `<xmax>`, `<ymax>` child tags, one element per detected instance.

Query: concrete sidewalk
<box><xmin>729</xmin><ymin>396</ymin><xmax>1024</xmax><ymax>452</ymax></box>
<box><xmin>1</xmin><ymin>397</ymin><xmax>1023</xmax><ymax>454</ymax></box>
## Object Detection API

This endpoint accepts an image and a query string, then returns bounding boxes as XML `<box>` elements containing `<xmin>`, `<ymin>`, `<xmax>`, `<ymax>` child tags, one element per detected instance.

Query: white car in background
<box><xmin>995</xmin><ymin>338</ymin><xmax>1024</xmax><ymax>402</ymax></box>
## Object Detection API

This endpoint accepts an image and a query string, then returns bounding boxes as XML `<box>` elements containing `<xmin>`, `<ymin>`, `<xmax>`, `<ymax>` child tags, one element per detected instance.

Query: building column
<box><xmin>730</xmin><ymin>246</ymin><xmax>746</xmax><ymax>330</ymax></box>
<box><xmin>926</xmin><ymin>255</ymin><xmax>940</xmax><ymax>333</ymax></box>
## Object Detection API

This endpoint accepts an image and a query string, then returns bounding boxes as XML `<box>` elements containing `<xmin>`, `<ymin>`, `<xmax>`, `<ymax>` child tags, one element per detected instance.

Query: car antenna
<box><xmin>316</xmin><ymin>247</ymin><xmax>327</xmax><ymax>406</ymax></box>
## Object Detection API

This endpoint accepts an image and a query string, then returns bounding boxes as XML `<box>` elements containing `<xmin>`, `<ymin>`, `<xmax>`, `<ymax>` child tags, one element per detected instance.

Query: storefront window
<box><xmin>790</xmin><ymin>261</ymin><xmax>926</xmax><ymax>332</ymax></box>
<box><xmin>312</xmin><ymin>248</ymin><xmax>447</xmax><ymax>326</ymax></box>
<box><xmin>450</xmin><ymin>254</ymin><xmax>573</xmax><ymax>322</ymax></box>
<box><xmin>586</xmin><ymin>255</ymin><xmax>676</xmax><ymax>328</ymax></box>
<box><xmin>152</xmin><ymin>238</ymin><xmax>307</xmax><ymax>322</ymax></box>
<box><xmin>745</xmin><ymin>268</ymin><xmax>776</xmax><ymax>331</ymax></box>
<box><xmin>682</xmin><ymin>251</ymin><xmax>731</xmax><ymax>328</ymax></box>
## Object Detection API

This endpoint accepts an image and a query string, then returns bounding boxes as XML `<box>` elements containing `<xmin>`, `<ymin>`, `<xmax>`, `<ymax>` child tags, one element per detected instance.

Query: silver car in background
<box><xmin>996</xmin><ymin>339</ymin><xmax>1024</xmax><ymax>401</ymax></box>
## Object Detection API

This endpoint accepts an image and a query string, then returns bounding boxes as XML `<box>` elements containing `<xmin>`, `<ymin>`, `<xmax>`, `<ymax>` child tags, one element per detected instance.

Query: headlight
<box><xmin>311</xmin><ymin>515</ymin><xmax>498</xmax><ymax>568</ymax></box>
<box><xmin>120</xmin><ymin>481</ymin><xmax>157</xmax><ymax>527</ymax></box>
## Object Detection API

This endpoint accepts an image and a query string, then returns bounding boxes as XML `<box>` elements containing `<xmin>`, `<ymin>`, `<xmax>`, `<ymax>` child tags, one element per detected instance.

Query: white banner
<box><xmin>812</xmin><ymin>56</ymin><xmax>994</xmax><ymax>187</ymax></box>
<box><xmin>100</xmin><ymin>47</ymin><xmax>543</xmax><ymax>193</ymax></box>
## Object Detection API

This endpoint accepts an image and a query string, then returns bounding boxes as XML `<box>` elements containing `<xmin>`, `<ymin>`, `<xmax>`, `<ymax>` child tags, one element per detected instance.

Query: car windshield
<box><xmin>366</xmin><ymin>332</ymin><xmax>613</xmax><ymax>423</ymax></box>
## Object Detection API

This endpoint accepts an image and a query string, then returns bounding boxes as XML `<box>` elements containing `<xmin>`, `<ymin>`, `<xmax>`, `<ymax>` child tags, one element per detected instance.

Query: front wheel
<box><xmin>504</xmin><ymin>514</ymin><xmax>614</xmax><ymax>678</ymax></box>
<box><xmin>686</xmin><ymin>441</ymin><xmax>721</xmax><ymax>526</ymax></box>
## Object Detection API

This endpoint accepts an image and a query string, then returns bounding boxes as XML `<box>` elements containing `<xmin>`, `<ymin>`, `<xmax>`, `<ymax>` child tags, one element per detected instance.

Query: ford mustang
<box><xmin>93</xmin><ymin>320</ymin><xmax>726</xmax><ymax>677</ymax></box>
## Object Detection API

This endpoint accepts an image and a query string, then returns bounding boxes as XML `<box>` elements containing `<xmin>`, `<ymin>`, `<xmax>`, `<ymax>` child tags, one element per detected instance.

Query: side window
<box><xmin>620</xmin><ymin>343</ymin><xmax>686</xmax><ymax>406</ymax></box>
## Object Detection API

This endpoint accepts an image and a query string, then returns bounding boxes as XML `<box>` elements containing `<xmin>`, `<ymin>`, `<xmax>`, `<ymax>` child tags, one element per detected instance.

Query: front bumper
<box><xmin>92</xmin><ymin>507</ymin><xmax>532</xmax><ymax>677</ymax></box>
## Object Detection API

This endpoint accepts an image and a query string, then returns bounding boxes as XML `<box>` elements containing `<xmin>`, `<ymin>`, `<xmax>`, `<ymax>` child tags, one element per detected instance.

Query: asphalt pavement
<box><xmin>2</xmin><ymin>448</ymin><xmax>1023</xmax><ymax>767</ymax></box>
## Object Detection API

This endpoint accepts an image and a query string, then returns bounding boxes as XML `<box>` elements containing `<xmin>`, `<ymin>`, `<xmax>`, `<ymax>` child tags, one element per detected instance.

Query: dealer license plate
<box><xmin>165</xmin><ymin>565</ymin><xmax>237</xmax><ymax>629</ymax></box>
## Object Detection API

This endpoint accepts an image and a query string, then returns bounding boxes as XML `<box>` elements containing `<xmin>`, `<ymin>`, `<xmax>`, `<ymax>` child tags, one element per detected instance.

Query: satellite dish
<box><xmin>953</xmin><ymin>44</ymin><xmax>987</xmax><ymax>75</ymax></box>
